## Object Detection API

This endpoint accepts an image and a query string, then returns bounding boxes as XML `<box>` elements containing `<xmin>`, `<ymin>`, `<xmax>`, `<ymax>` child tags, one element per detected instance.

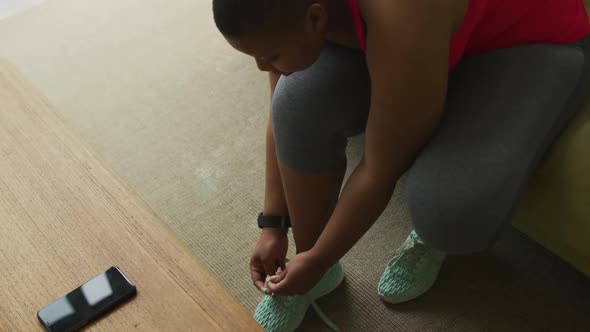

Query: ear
<box><xmin>305</xmin><ymin>3</ymin><xmax>328</xmax><ymax>34</ymax></box>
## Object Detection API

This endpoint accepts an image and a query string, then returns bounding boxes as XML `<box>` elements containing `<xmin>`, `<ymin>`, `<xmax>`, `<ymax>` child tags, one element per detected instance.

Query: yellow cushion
<box><xmin>512</xmin><ymin>98</ymin><xmax>590</xmax><ymax>277</ymax></box>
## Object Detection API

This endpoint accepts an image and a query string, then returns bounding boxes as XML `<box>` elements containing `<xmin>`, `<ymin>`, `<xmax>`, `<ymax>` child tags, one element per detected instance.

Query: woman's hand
<box><xmin>250</xmin><ymin>228</ymin><xmax>289</xmax><ymax>292</ymax></box>
<box><xmin>266</xmin><ymin>250</ymin><xmax>329</xmax><ymax>296</ymax></box>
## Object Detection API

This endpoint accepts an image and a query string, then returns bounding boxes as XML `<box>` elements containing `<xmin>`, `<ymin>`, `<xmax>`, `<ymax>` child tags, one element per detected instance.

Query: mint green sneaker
<box><xmin>378</xmin><ymin>230</ymin><xmax>446</xmax><ymax>304</ymax></box>
<box><xmin>254</xmin><ymin>261</ymin><xmax>344</xmax><ymax>332</ymax></box>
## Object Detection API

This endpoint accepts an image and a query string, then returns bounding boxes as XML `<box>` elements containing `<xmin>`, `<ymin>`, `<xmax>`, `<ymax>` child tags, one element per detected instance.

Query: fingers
<box><xmin>266</xmin><ymin>277</ymin><xmax>286</xmax><ymax>295</ymax></box>
<box><xmin>252</xmin><ymin>259</ymin><xmax>281</xmax><ymax>293</ymax></box>
<box><xmin>266</xmin><ymin>267</ymin><xmax>290</xmax><ymax>295</ymax></box>
<box><xmin>254</xmin><ymin>280</ymin><xmax>266</xmax><ymax>291</ymax></box>
<box><xmin>270</xmin><ymin>268</ymin><xmax>286</xmax><ymax>283</ymax></box>
<box><xmin>250</xmin><ymin>266</ymin><xmax>266</xmax><ymax>291</ymax></box>
<box><xmin>250</xmin><ymin>256</ymin><xmax>287</xmax><ymax>294</ymax></box>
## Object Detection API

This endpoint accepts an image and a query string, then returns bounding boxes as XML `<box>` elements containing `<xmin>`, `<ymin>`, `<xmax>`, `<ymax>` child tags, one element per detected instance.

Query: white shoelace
<box><xmin>263</xmin><ymin>276</ymin><xmax>340</xmax><ymax>332</ymax></box>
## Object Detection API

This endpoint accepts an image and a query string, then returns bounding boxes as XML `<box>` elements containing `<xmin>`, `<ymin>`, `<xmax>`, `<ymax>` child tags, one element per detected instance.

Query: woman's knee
<box><xmin>271</xmin><ymin>45</ymin><xmax>370</xmax><ymax>172</ymax></box>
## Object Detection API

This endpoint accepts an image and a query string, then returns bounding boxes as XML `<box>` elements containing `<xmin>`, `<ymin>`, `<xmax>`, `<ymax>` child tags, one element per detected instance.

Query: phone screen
<box><xmin>37</xmin><ymin>266</ymin><xmax>137</xmax><ymax>332</ymax></box>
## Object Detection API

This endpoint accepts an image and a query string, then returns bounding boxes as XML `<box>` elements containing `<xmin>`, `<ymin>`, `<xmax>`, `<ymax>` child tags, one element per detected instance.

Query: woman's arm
<box><xmin>309</xmin><ymin>0</ymin><xmax>455</xmax><ymax>267</ymax></box>
<box><xmin>263</xmin><ymin>73</ymin><xmax>289</xmax><ymax>223</ymax></box>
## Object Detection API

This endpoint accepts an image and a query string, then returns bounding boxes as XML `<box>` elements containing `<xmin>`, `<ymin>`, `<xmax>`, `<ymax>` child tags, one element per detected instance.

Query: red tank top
<box><xmin>347</xmin><ymin>0</ymin><xmax>590</xmax><ymax>70</ymax></box>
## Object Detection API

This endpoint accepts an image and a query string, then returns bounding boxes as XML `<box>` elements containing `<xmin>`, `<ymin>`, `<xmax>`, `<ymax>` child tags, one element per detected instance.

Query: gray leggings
<box><xmin>272</xmin><ymin>35</ymin><xmax>590</xmax><ymax>254</ymax></box>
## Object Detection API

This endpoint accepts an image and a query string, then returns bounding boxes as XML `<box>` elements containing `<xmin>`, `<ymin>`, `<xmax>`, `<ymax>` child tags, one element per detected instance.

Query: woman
<box><xmin>213</xmin><ymin>0</ymin><xmax>590</xmax><ymax>330</ymax></box>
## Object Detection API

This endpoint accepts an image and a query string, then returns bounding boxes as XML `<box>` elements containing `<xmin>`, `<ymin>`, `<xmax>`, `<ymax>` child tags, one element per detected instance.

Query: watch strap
<box><xmin>257</xmin><ymin>213</ymin><xmax>291</xmax><ymax>228</ymax></box>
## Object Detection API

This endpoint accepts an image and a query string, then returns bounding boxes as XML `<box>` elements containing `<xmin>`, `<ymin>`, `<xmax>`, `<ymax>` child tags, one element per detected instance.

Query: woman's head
<box><xmin>213</xmin><ymin>0</ymin><xmax>329</xmax><ymax>74</ymax></box>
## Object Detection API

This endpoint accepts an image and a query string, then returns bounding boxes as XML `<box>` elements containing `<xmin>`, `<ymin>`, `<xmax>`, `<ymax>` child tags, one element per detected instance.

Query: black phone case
<box><xmin>37</xmin><ymin>266</ymin><xmax>137</xmax><ymax>332</ymax></box>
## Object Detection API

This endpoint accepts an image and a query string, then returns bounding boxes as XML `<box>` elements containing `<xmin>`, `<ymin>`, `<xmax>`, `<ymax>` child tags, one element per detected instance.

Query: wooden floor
<box><xmin>0</xmin><ymin>60</ymin><xmax>261</xmax><ymax>331</ymax></box>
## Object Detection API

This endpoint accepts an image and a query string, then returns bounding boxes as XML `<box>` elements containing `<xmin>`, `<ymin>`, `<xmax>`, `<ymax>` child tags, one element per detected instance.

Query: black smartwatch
<box><xmin>257</xmin><ymin>213</ymin><xmax>291</xmax><ymax>229</ymax></box>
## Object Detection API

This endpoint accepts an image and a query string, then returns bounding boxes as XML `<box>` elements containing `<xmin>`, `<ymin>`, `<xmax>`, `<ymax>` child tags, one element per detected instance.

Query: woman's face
<box><xmin>227</xmin><ymin>27</ymin><xmax>325</xmax><ymax>75</ymax></box>
<box><xmin>226</xmin><ymin>3</ymin><xmax>328</xmax><ymax>75</ymax></box>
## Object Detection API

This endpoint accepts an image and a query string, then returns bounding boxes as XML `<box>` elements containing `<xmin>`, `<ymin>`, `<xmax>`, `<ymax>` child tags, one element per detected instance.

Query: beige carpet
<box><xmin>1</xmin><ymin>1</ymin><xmax>589</xmax><ymax>331</ymax></box>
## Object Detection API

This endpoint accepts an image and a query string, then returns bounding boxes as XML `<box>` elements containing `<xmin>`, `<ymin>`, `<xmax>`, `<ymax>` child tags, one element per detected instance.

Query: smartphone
<box><xmin>37</xmin><ymin>266</ymin><xmax>137</xmax><ymax>332</ymax></box>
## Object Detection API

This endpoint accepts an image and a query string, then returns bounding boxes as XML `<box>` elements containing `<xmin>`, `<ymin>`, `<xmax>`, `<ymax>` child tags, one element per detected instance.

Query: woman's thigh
<box><xmin>407</xmin><ymin>35</ymin><xmax>590</xmax><ymax>254</ymax></box>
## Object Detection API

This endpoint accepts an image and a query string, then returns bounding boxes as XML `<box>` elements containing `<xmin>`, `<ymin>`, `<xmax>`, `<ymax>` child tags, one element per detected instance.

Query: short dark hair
<box><xmin>212</xmin><ymin>0</ymin><xmax>308</xmax><ymax>37</ymax></box>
